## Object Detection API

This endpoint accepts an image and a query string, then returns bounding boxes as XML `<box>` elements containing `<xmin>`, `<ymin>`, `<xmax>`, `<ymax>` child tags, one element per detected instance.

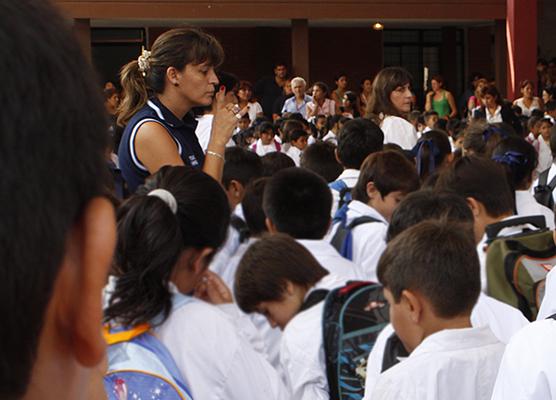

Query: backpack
<box><xmin>329</xmin><ymin>179</ymin><xmax>353</xmax><ymax>212</ymax></box>
<box><xmin>330</xmin><ymin>216</ymin><xmax>384</xmax><ymax>260</ymax></box>
<box><xmin>103</xmin><ymin>297</ymin><xmax>194</xmax><ymax>400</ymax></box>
<box><xmin>485</xmin><ymin>215</ymin><xmax>556</xmax><ymax>321</ymax></box>
<box><xmin>301</xmin><ymin>281</ymin><xmax>389</xmax><ymax>400</ymax></box>
<box><xmin>230</xmin><ymin>214</ymin><xmax>250</xmax><ymax>244</ymax></box>
<box><xmin>534</xmin><ymin>168</ymin><xmax>556</xmax><ymax>209</ymax></box>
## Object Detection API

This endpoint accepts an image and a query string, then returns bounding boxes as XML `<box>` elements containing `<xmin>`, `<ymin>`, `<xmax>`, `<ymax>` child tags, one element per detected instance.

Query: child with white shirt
<box><xmin>105</xmin><ymin>166</ymin><xmax>288</xmax><ymax>400</ymax></box>
<box><xmin>492</xmin><ymin>136</ymin><xmax>555</xmax><ymax>229</ymax></box>
<box><xmin>328</xmin><ymin>118</ymin><xmax>384</xmax><ymax>217</ymax></box>
<box><xmin>285</xmin><ymin>128</ymin><xmax>308</xmax><ymax>166</ymax></box>
<box><xmin>330</xmin><ymin>150</ymin><xmax>420</xmax><ymax>280</ymax></box>
<box><xmin>235</xmin><ymin>233</ymin><xmax>347</xmax><ymax>400</ymax></box>
<box><xmin>369</xmin><ymin>220</ymin><xmax>505</xmax><ymax>400</ymax></box>
<box><xmin>363</xmin><ymin>190</ymin><xmax>528</xmax><ymax>396</ymax></box>
<box><xmin>251</xmin><ymin>121</ymin><xmax>282</xmax><ymax>156</ymax></box>
<box><xmin>263</xmin><ymin>167</ymin><xmax>363</xmax><ymax>280</ymax></box>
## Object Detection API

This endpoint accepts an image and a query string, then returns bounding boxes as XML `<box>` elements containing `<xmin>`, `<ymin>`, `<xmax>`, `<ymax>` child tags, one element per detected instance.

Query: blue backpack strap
<box><xmin>329</xmin><ymin>179</ymin><xmax>352</xmax><ymax>208</ymax></box>
<box><xmin>329</xmin><ymin>179</ymin><xmax>348</xmax><ymax>192</ymax></box>
<box><xmin>132</xmin><ymin>333</ymin><xmax>193</xmax><ymax>398</ymax></box>
<box><xmin>331</xmin><ymin>216</ymin><xmax>383</xmax><ymax>260</ymax></box>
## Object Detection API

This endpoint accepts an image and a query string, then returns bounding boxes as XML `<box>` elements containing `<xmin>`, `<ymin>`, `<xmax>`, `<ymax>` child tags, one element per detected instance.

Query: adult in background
<box><xmin>331</xmin><ymin>72</ymin><xmax>349</xmax><ymax>114</ymax></box>
<box><xmin>513</xmin><ymin>79</ymin><xmax>543</xmax><ymax>117</ymax></box>
<box><xmin>473</xmin><ymin>85</ymin><xmax>521</xmax><ymax>134</ymax></box>
<box><xmin>358</xmin><ymin>77</ymin><xmax>373</xmax><ymax>116</ymax></box>
<box><xmin>281</xmin><ymin>76</ymin><xmax>312</xmax><ymax>119</ymax></box>
<box><xmin>117</xmin><ymin>28</ymin><xmax>244</xmax><ymax>193</ymax></box>
<box><xmin>272</xmin><ymin>78</ymin><xmax>292</xmax><ymax>120</ymax></box>
<box><xmin>307</xmin><ymin>81</ymin><xmax>335</xmax><ymax>119</ymax></box>
<box><xmin>425</xmin><ymin>75</ymin><xmax>458</xmax><ymax>119</ymax></box>
<box><xmin>366</xmin><ymin>67</ymin><xmax>419</xmax><ymax>150</ymax></box>
<box><xmin>254</xmin><ymin>62</ymin><xmax>288</xmax><ymax>119</ymax></box>
<box><xmin>236</xmin><ymin>80</ymin><xmax>264</xmax><ymax>125</ymax></box>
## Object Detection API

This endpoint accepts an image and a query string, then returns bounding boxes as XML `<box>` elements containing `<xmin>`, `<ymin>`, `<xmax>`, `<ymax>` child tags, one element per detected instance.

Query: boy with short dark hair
<box><xmin>300</xmin><ymin>141</ymin><xmax>343</xmax><ymax>183</ymax></box>
<box><xmin>435</xmin><ymin>156</ymin><xmax>518</xmax><ymax>291</ymax></box>
<box><xmin>362</xmin><ymin>190</ymin><xmax>527</xmax><ymax>395</ymax></box>
<box><xmin>264</xmin><ymin>168</ymin><xmax>363</xmax><ymax>280</ymax></box>
<box><xmin>369</xmin><ymin>220</ymin><xmax>505</xmax><ymax>400</ymax></box>
<box><xmin>235</xmin><ymin>233</ymin><xmax>347</xmax><ymax>399</ymax></box>
<box><xmin>423</xmin><ymin>110</ymin><xmax>439</xmax><ymax>132</ymax></box>
<box><xmin>330</xmin><ymin>151</ymin><xmax>420</xmax><ymax>280</ymax></box>
<box><xmin>329</xmin><ymin>118</ymin><xmax>384</xmax><ymax>216</ymax></box>
<box><xmin>285</xmin><ymin>128</ymin><xmax>309</xmax><ymax>166</ymax></box>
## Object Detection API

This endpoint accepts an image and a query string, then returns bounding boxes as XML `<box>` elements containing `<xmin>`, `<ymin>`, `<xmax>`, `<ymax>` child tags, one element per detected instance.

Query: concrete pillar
<box><xmin>73</xmin><ymin>18</ymin><xmax>91</xmax><ymax>62</ymax></box>
<box><xmin>291</xmin><ymin>19</ymin><xmax>309</xmax><ymax>81</ymax></box>
<box><xmin>506</xmin><ymin>0</ymin><xmax>537</xmax><ymax>99</ymax></box>
<box><xmin>494</xmin><ymin>20</ymin><xmax>508</xmax><ymax>98</ymax></box>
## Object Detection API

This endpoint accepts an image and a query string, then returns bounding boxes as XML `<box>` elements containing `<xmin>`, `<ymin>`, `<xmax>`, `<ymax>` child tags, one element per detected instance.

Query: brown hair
<box><xmin>366</xmin><ymin>67</ymin><xmax>413</xmax><ymax>122</ymax></box>
<box><xmin>352</xmin><ymin>150</ymin><xmax>420</xmax><ymax>203</ymax></box>
<box><xmin>234</xmin><ymin>233</ymin><xmax>328</xmax><ymax>313</ymax></box>
<box><xmin>377</xmin><ymin>219</ymin><xmax>480</xmax><ymax>318</ymax></box>
<box><xmin>117</xmin><ymin>27</ymin><xmax>224</xmax><ymax>126</ymax></box>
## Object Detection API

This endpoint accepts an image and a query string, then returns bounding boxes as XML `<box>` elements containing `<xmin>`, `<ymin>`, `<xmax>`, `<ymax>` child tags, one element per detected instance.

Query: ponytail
<box><xmin>117</xmin><ymin>59</ymin><xmax>149</xmax><ymax>127</ymax></box>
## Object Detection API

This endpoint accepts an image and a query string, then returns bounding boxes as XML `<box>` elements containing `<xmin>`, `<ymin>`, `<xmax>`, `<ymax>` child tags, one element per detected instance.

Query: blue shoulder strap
<box><xmin>132</xmin><ymin>334</ymin><xmax>193</xmax><ymax>398</ymax></box>
<box><xmin>329</xmin><ymin>179</ymin><xmax>348</xmax><ymax>192</ymax></box>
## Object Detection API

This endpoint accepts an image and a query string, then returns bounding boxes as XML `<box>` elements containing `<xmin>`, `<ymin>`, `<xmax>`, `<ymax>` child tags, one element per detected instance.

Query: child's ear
<box><xmin>466</xmin><ymin>197</ymin><xmax>481</xmax><ymax>218</ymax></box>
<box><xmin>190</xmin><ymin>247</ymin><xmax>215</xmax><ymax>275</ymax></box>
<box><xmin>366</xmin><ymin>181</ymin><xmax>379</xmax><ymax>200</ymax></box>
<box><xmin>229</xmin><ymin>179</ymin><xmax>245</xmax><ymax>200</ymax></box>
<box><xmin>400</xmin><ymin>289</ymin><xmax>423</xmax><ymax>324</ymax></box>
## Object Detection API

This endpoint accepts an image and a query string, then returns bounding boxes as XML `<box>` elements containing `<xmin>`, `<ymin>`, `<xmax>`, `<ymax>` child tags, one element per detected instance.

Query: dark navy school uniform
<box><xmin>118</xmin><ymin>98</ymin><xmax>205</xmax><ymax>193</ymax></box>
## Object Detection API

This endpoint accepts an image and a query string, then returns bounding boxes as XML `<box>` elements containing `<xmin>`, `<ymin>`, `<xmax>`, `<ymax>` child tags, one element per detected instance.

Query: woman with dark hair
<box><xmin>473</xmin><ymin>85</ymin><xmax>521</xmax><ymax>134</ymax></box>
<box><xmin>542</xmin><ymin>85</ymin><xmax>556</xmax><ymax>104</ymax></box>
<box><xmin>307</xmin><ymin>81</ymin><xmax>335</xmax><ymax>118</ymax></box>
<box><xmin>492</xmin><ymin>137</ymin><xmax>555</xmax><ymax>228</ymax></box>
<box><xmin>236</xmin><ymin>80</ymin><xmax>264</xmax><ymax>124</ymax></box>
<box><xmin>341</xmin><ymin>91</ymin><xmax>360</xmax><ymax>118</ymax></box>
<box><xmin>366</xmin><ymin>67</ymin><xmax>419</xmax><ymax>150</ymax></box>
<box><xmin>513</xmin><ymin>79</ymin><xmax>542</xmax><ymax>117</ymax></box>
<box><xmin>331</xmin><ymin>72</ymin><xmax>349</xmax><ymax>114</ymax></box>
<box><xmin>105</xmin><ymin>166</ymin><xmax>287</xmax><ymax>399</ymax></box>
<box><xmin>117</xmin><ymin>28</ymin><xmax>245</xmax><ymax>193</ymax></box>
<box><xmin>425</xmin><ymin>75</ymin><xmax>458</xmax><ymax>119</ymax></box>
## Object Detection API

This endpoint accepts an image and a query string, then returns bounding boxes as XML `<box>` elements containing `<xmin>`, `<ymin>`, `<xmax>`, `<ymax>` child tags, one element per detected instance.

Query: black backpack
<box><xmin>301</xmin><ymin>282</ymin><xmax>389</xmax><ymax>400</ymax></box>
<box><xmin>534</xmin><ymin>168</ymin><xmax>556</xmax><ymax>209</ymax></box>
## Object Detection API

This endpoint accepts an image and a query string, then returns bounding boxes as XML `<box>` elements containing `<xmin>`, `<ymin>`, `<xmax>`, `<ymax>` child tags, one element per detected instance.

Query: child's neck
<box><xmin>423</xmin><ymin>314</ymin><xmax>472</xmax><ymax>340</ymax></box>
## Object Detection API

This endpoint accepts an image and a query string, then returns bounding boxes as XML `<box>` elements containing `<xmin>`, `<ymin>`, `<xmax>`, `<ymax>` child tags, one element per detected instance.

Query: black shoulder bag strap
<box><xmin>299</xmin><ymin>289</ymin><xmax>329</xmax><ymax>312</ymax></box>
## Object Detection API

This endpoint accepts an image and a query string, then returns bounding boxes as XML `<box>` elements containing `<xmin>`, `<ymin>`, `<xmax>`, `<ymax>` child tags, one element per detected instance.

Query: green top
<box><xmin>432</xmin><ymin>90</ymin><xmax>451</xmax><ymax>118</ymax></box>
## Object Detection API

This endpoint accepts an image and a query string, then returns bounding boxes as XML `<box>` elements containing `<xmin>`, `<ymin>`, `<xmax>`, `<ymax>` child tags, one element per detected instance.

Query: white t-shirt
<box><xmin>251</xmin><ymin>138</ymin><xmax>281</xmax><ymax>156</ymax></box>
<box><xmin>514</xmin><ymin>97</ymin><xmax>542</xmax><ymax>117</ymax></box>
<box><xmin>491</xmin><ymin>318</ymin><xmax>556</xmax><ymax>399</ymax></box>
<box><xmin>328</xmin><ymin>169</ymin><xmax>360</xmax><ymax>218</ymax></box>
<box><xmin>195</xmin><ymin>114</ymin><xmax>235</xmax><ymax>152</ymax></box>
<box><xmin>286</xmin><ymin>145</ymin><xmax>302</xmax><ymax>166</ymax></box>
<box><xmin>368</xmin><ymin>326</ymin><xmax>504</xmax><ymax>400</ymax></box>
<box><xmin>322</xmin><ymin>131</ymin><xmax>338</xmax><ymax>145</ymax></box>
<box><xmin>537</xmin><ymin>267</ymin><xmax>556</xmax><ymax>320</ymax></box>
<box><xmin>380</xmin><ymin>115</ymin><xmax>418</xmax><ymax>150</ymax></box>
<box><xmin>280</xmin><ymin>274</ymin><xmax>347</xmax><ymax>400</ymax></box>
<box><xmin>246</xmin><ymin>101</ymin><xmax>264</xmax><ymax>125</ymax></box>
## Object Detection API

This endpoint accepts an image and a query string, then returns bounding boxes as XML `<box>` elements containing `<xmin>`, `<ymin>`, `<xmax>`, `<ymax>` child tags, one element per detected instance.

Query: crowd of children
<box><xmin>8</xmin><ymin>2</ymin><xmax>556</xmax><ymax>399</ymax></box>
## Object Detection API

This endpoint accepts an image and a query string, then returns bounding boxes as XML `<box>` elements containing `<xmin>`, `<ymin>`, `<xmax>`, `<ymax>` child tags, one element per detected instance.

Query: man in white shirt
<box><xmin>328</xmin><ymin>118</ymin><xmax>384</xmax><ymax>217</ymax></box>
<box><xmin>264</xmin><ymin>167</ymin><xmax>363</xmax><ymax>280</ymax></box>
<box><xmin>367</xmin><ymin>220</ymin><xmax>505</xmax><ymax>400</ymax></box>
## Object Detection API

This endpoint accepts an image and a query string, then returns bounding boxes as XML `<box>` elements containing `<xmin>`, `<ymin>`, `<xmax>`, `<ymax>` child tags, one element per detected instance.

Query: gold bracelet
<box><xmin>206</xmin><ymin>150</ymin><xmax>225</xmax><ymax>161</ymax></box>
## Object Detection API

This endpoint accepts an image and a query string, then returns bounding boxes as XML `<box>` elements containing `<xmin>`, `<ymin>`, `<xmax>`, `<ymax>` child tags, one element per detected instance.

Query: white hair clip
<box><xmin>147</xmin><ymin>189</ymin><xmax>178</xmax><ymax>215</ymax></box>
<box><xmin>137</xmin><ymin>47</ymin><xmax>152</xmax><ymax>77</ymax></box>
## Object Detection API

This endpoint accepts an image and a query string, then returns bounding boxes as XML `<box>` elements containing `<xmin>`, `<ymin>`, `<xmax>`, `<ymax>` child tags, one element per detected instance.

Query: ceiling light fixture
<box><xmin>372</xmin><ymin>22</ymin><xmax>384</xmax><ymax>31</ymax></box>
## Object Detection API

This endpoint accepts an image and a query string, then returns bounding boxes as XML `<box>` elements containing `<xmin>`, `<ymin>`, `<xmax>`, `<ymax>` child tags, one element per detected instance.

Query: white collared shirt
<box><xmin>492</xmin><ymin>318</ymin><xmax>556</xmax><ymax>399</ymax></box>
<box><xmin>322</xmin><ymin>131</ymin><xmax>338</xmax><ymax>145</ymax></box>
<box><xmin>486</xmin><ymin>105</ymin><xmax>503</xmax><ymax>123</ymax></box>
<box><xmin>369</xmin><ymin>326</ymin><xmax>504</xmax><ymax>400</ymax></box>
<box><xmin>329</xmin><ymin>200</ymin><xmax>388</xmax><ymax>282</ymax></box>
<box><xmin>363</xmin><ymin>292</ymin><xmax>527</xmax><ymax>397</ymax></box>
<box><xmin>537</xmin><ymin>267</ymin><xmax>556</xmax><ymax>320</ymax></box>
<box><xmin>296</xmin><ymin>238</ymin><xmax>363</xmax><ymax>281</ymax></box>
<box><xmin>280</xmin><ymin>274</ymin><xmax>347</xmax><ymax>400</ymax></box>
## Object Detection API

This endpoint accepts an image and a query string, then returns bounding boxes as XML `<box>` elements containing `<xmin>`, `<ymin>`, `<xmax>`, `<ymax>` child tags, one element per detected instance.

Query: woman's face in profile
<box><xmin>389</xmin><ymin>83</ymin><xmax>412</xmax><ymax>114</ymax></box>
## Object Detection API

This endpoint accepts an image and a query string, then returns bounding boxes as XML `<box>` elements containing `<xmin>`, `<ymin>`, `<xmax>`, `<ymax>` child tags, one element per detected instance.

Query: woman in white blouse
<box><xmin>513</xmin><ymin>79</ymin><xmax>543</xmax><ymax>117</ymax></box>
<box><xmin>365</xmin><ymin>67</ymin><xmax>418</xmax><ymax>150</ymax></box>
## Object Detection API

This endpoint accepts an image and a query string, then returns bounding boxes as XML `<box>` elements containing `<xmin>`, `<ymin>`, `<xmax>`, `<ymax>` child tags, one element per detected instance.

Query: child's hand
<box><xmin>194</xmin><ymin>270</ymin><xmax>233</xmax><ymax>305</ymax></box>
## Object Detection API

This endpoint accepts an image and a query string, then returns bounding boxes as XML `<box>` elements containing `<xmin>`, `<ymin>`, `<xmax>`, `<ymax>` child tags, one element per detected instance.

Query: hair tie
<box><xmin>492</xmin><ymin>151</ymin><xmax>527</xmax><ymax>168</ymax></box>
<box><xmin>137</xmin><ymin>48</ymin><xmax>152</xmax><ymax>77</ymax></box>
<box><xmin>411</xmin><ymin>139</ymin><xmax>440</xmax><ymax>176</ymax></box>
<box><xmin>482</xmin><ymin>126</ymin><xmax>508</xmax><ymax>143</ymax></box>
<box><xmin>148</xmin><ymin>189</ymin><xmax>178</xmax><ymax>215</ymax></box>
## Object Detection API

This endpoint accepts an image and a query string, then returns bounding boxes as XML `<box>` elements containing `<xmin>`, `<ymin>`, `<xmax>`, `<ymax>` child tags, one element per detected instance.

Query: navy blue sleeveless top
<box><xmin>118</xmin><ymin>98</ymin><xmax>204</xmax><ymax>193</ymax></box>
